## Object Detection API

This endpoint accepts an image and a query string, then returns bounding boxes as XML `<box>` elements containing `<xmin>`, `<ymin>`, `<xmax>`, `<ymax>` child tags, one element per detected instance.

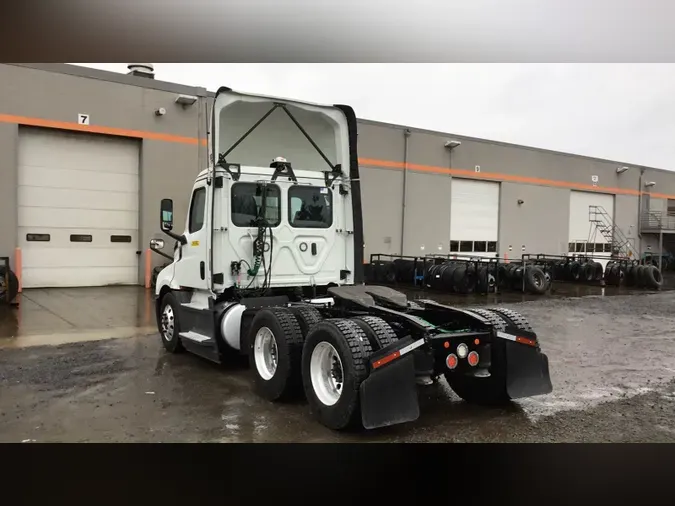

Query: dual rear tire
<box><xmin>247</xmin><ymin>307</ymin><xmax>396</xmax><ymax>430</ymax></box>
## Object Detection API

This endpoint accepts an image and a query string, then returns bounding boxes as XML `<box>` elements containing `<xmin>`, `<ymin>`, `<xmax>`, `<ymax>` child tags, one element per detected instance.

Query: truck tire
<box><xmin>248</xmin><ymin>307</ymin><xmax>305</xmax><ymax>402</ymax></box>
<box><xmin>157</xmin><ymin>292</ymin><xmax>185</xmax><ymax>353</ymax></box>
<box><xmin>643</xmin><ymin>265</ymin><xmax>663</xmax><ymax>290</ymax></box>
<box><xmin>302</xmin><ymin>319</ymin><xmax>373</xmax><ymax>430</ymax></box>
<box><xmin>636</xmin><ymin>265</ymin><xmax>647</xmax><ymax>288</ymax></box>
<box><xmin>0</xmin><ymin>266</ymin><xmax>19</xmax><ymax>304</ymax></box>
<box><xmin>487</xmin><ymin>307</ymin><xmax>534</xmax><ymax>333</ymax></box>
<box><xmin>581</xmin><ymin>263</ymin><xmax>595</xmax><ymax>283</ymax></box>
<box><xmin>441</xmin><ymin>263</ymin><xmax>458</xmax><ymax>292</ymax></box>
<box><xmin>476</xmin><ymin>266</ymin><xmax>489</xmax><ymax>294</ymax></box>
<box><xmin>593</xmin><ymin>262</ymin><xmax>604</xmax><ymax>281</ymax></box>
<box><xmin>566</xmin><ymin>261</ymin><xmax>581</xmax><ymax>282</ymax></box>
<box><xmin>524</xmin><ymin>266</ymin><xmax>547</xmax><ymax>295</ymax></box>
<box><xmin>289</xmin><ymin>305</ymin><xmax>323</xmax><ymax>338</ymax></box>
<box><xmin>465</xmin><ymin>307</ymin><xmax>507</xmax><ymax>331</ymax></box>
<box><xmin>351</xmin><ymin>316</ymin><xmax>398</xmax><ymax>350</ymax></box>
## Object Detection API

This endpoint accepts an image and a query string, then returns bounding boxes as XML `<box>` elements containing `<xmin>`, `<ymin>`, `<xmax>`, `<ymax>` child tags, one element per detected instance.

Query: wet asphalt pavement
<box><xmin>1</xmin><ymin>283</ymin><xmax>675</xmax><ymax>442</ymax></box>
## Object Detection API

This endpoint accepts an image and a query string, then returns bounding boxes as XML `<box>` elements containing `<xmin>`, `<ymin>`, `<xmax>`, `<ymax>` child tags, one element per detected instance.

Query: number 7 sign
<box><xmin>78</xmin><ymin>113</ymin><xmax>90</xmax><ymax>125</ymax></box>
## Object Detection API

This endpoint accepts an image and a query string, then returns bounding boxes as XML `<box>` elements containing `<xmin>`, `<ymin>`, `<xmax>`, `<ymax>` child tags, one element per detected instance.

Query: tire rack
<box><xmin>366</xmin><ymin>253</ymin><xmax>550</xmax><ymax>295</ymax></box>
<box><xmin>522</xmin><ymin>253</ymin><xmax>611</xmax><ymax>286</ymax></box>
<box><xmin>522</xmin><ymin>253</ymin><xmax>662</xmax><ymax>289</ymax></box>
<box><xmin>422</xmin><ymin>254</ymin><xmax>504</xmax><ymax>294</ymax></box>
<box><xmin>0</xmin><ymin>256</ymin><xmax>19</xmax><ymax>307</ymax></box>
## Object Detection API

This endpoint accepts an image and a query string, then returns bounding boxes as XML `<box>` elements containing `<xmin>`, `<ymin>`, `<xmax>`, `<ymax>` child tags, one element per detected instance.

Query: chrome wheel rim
<box><xmin>161</xmin><ymin>304</ymin><xmax>174</xmax><ymax>341</ymax></box>
<box><xmin>310</xmin><ymin>342</ymin><xmax>344</xmax><ymax>406</ymax></box>
<box><xmin>254</xmin><ymin>327</ymin><xmax>278</xmax><ymax>380</ymax></box>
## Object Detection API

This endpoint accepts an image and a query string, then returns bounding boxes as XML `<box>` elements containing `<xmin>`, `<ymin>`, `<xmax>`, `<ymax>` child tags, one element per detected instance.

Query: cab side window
<box><xmin>188</xmin><ymin>187</ymin><xmax>207</xmax><ymax>233</ymax></box>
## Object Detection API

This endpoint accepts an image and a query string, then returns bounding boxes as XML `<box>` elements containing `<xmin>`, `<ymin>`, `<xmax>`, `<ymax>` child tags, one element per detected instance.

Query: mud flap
<box><xmin>505</xmin><ymin>341</ymin><xmax>553</xmax><ymax>399</ymax></box>
<box><xmin>360</xmin><ymin>354</ymin><xmax>420</xmax><ymax>429</ymax></box>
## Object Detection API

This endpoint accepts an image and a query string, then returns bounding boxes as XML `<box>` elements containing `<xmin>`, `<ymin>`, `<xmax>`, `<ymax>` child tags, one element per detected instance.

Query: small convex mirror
<box><xmin>150</xmin><ymin>238</ymin><xmax>165</xmax><ymax>250</ymax></box>
<box><xmin>160</xmin><ymin>199</ymin><xmax>174</xmax><ymax>231</ymax></box>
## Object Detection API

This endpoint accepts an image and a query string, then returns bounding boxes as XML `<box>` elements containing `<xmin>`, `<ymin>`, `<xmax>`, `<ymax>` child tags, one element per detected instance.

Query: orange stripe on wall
<box><xmin>359</xmin><ymin>157</ymin><xmax>675</xmax><ymax>199</ymax></box>
<box><xmin>0</xmin><ymin>113</ymin><xmax>208</xmax><ymax>146</ymax></box>
<box><xmin>0</xmin><ymin>112</ymin><xmax>671</xmax><ymax>199</ymax></box>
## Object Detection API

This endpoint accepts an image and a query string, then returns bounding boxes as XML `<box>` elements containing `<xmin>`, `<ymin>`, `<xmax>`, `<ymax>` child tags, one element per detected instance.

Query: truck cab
<box><xmin>154</xmin><ymin>88</ymin><xmax>363</xmax><ymax>298</ymax></box>
<box><xmin>150</xmin><ymin>87</ymin><xmax>552</xmax><ymax>432</ymax></box>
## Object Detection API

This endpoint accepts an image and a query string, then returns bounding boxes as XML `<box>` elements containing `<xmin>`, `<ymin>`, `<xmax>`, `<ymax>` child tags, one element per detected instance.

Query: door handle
<box><xmin>311</xmin><ymin>243</ymin><xmax>317</xmax><ymax>256</ymax></box>
<box><xmin>200</xmin><ymin>261</ymin><xmax>205</xmax><ymax>280</ymax></box>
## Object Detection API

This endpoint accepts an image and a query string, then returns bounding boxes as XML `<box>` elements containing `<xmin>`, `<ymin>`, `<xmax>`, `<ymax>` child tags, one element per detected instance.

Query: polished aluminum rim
<box><xmin>310</xmin><ymin>342</ymin><xmax>344</xmax><ymax>406</ymax></box>
<box><xmin>254</xmin><ymin>326</ymin><xmax>278</xmax><ymax>380</ymax></box>
<box><xmin>161</xmin><ymin>304</ymin><xmax>174</xmax><ymax>341</ymax></box>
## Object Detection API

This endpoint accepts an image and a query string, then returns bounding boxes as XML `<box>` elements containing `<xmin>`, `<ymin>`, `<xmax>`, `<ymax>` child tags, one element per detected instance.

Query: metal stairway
<box><xmin>588</xmin><ymin>205</ymin><xmax>636</xmax><ymax>258</ymax></box>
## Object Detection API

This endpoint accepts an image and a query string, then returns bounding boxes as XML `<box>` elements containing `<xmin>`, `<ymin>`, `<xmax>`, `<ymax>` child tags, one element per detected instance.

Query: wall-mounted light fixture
<box><xmin>175</xmin><ymin>94</ymin><xmax>198</xmax><ymax>107</ymax></box>
<box><xmin>444</xmin><ymin>140</ymin><xmax>461</xmax><ymax>149</ymax></box>
<box><xmin>644</xmin><ymin>181</ymin><xmax>656</xmax><ymax>188</ymax></box>
<box><xmin>616</xmin><ymin>166</ymin><xmax>630</xmax><ymax>174</ymax></box>
<box><xmin>155</xmin><ymin>107</ymin><xmax>166</xmax><ymax>117</ymax></box>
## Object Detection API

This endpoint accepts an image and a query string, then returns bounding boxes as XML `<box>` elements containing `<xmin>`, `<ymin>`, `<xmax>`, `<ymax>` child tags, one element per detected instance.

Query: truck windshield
<box><xmin>231</xmin><ymin>183</ymin><xmax>281</xmax><ymax>227</ymax></box>
<box><xmin>289</xmin><ymin>186</ymin><xmax>333</xmax><ymax>229</ymax></box>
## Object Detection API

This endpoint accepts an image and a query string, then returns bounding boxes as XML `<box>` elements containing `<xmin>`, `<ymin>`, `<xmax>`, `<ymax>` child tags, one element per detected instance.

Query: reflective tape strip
<box><xmin>496</xmin><ymin>331</ymin><xmax>517</xmax><ymax>342</ymax></box>
<box><xmin>496</xmin><ymin>331</ymin><xmax>537</xmax><ymax>347</ymax></box>
<box><xmin>398</xmin><ymin>338</ymin><xmax>426</xmax><ymax>357</ymax></box>
<box><xmin>372</xmin><ymin>338</ymin><xmax>425</xmax><ymax>369</ymax></box>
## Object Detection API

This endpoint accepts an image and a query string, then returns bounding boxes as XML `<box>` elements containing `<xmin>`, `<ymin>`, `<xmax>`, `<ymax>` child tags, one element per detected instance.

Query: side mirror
<box><xmin>149</xmin><ymin>237</ymin><xmax>173</xmax><ymax>260</ymax></box>
<box><xmin>161</xmin><ymin>199</ymin><xmax>174</xmax><ymax>231</ymax></box>
<box><xmin>150</xmin><ymin>238</ymin><xmax>165</xmax><ymax>250</ymax></box>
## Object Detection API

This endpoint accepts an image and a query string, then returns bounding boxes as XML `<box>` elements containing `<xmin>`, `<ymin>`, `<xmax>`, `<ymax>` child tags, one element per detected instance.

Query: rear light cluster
<box><xmin>445</xmin><ymin>341</ymin><xmax>480</xmax><ymax>370</ymax></box>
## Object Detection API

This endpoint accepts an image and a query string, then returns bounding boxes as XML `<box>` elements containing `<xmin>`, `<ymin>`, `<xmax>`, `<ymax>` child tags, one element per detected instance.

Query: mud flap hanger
<box><xmin>215</xmin><ymin>102</ymin><xmax>344</xmax><ymax>186</ymax></box>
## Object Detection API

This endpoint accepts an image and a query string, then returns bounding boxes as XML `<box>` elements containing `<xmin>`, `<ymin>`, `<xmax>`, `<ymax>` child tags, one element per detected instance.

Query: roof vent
<box><xmin>127</xmin><ymin>63</ymin><xmax>155</xmax><ymax>79</ymax></box>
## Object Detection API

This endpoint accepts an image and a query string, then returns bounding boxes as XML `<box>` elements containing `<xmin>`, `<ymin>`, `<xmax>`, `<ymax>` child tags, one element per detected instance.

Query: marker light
<box><xmin>457</xmin><ymin>343</ymin><xmax>469</xmax><ymax>359</ymax></box>
<box><xmin>446</xmin><ymin>354</ymin><xmax>458</xmax><ymax>370</ymax></box>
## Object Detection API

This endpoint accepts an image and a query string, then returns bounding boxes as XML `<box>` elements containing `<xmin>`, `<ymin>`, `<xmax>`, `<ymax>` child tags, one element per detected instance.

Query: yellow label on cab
<box><xmin>191</xmin><ymin>240</ymin><xmax>200</xmax><ymax>247</ymax></box>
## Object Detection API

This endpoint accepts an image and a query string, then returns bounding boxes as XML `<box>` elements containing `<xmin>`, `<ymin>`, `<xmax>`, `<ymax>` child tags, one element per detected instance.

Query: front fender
<box><xmin>155</xmin><ymin>262</ymin><xmax>179</xmax><ymax>296</ymax></box>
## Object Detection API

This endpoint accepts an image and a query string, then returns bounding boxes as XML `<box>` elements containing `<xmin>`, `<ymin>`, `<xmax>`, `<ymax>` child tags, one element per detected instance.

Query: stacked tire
<box><xmin>425</xmin><ymin>261</ymin><xmax>497</xmax><ymax>295</ymax></box>
<box><xmin>496</xmin><ymin>263</ymin><xmax>549</xmax><ymax>295</ymax></box>
<box><xmin>624</xmin><ymin>261</ymin><xmax>662</xmax><ymax>290</ymax></box>
<box><xmin>549</xmin><ymin>259</ymin><xmax>603</xmax><ymax>285</ymax></box>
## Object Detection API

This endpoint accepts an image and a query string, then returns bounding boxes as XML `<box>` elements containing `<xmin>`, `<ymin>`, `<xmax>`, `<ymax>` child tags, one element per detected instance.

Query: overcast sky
<box><xmin>76</xmin><ymin>63</ymin><xmax>675</xmax><ymax>170</ymax></box>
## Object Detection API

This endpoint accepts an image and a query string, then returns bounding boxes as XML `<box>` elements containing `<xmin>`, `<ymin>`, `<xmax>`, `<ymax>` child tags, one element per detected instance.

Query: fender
<box><xmin>154</xmin><ymin>262</ymin><xmax>180</xmax><ymax>296</ymax></box>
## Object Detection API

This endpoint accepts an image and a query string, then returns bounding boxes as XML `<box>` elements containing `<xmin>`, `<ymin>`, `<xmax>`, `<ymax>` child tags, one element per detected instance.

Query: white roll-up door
<box><xmin>568</xmin><ymin>190</ymin><xmax>615</xmax><ymax>261</ymax></box>
<box><xmin>450</xmin><ymin>179</ymin><xmax>500</xmax><ymax>257</ymax></box>
<box><xmin>18</xmin><ymin>128</ymin><xmax>140</xmax><ymax>288</ymax></box>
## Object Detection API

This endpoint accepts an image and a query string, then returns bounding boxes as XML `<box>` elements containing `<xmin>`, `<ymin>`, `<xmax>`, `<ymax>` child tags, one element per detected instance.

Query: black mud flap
<box><xmin>359</xmin><ymin>354</ymin><xmax>420</xmax><ymax>429</ymax></box>
<box><xmin>505</xmin><ymin>341</ymin><xmax>553</xmax><ymax>399</ymax></box>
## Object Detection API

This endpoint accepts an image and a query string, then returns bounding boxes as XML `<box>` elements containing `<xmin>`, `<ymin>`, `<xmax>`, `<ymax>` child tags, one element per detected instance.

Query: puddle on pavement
<box><xmin>0</xmin><ymin>286</ymin><xmax>157</xmax><ymax>348</ymax></box>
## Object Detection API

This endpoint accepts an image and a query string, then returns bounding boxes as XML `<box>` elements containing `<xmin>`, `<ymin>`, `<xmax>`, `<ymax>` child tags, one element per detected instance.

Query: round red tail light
<box><xmin>446</xmin><ymin>353</ymin><xmax>458</xmax><ymax>370</ymax></box>
<box><xmin>467</xmin><ymin>351</ymin><xmax>480</xmax><ymax>367</ymax></box>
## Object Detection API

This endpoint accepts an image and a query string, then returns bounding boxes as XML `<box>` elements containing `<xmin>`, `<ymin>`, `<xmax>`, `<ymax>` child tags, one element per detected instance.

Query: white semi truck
<box><xmin>150</xmin><ymin>87</ymin><xmax>553</xmax><ymax>430</ymax></box>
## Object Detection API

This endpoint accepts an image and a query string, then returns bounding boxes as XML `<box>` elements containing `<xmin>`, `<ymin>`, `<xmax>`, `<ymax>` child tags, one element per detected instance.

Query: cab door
<box><xmin>174</xmin><ymin>181</ymin><xmax>209</xmax><ymax>290</ymax></box>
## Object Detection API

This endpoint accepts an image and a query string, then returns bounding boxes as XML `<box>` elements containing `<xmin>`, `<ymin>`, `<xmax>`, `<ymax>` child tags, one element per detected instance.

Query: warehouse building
<box><xmin>1</xmin><ymin>63</ymin><xmax>674</xmax><ymax>289</ymax></box>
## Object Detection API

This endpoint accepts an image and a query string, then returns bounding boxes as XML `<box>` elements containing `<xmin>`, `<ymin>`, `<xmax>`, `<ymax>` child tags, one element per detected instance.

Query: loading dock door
<box><xmin>568</xmin><ymin>190</ymin><xmax>615</xmax><ymax>262</ymax></box>
<box><xmin>18</xmin><ymin>128</ymin><xmax>140</xmax><ymax>288</ymax></box>
<box><xmin>450</xmin><ymin>179</ymin><xmax>500</xmax><ymax>258</ymax></box>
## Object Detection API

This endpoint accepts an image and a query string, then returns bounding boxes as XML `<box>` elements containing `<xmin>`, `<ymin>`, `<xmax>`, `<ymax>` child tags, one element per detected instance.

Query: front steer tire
<box><xmin>158</xmin><ymin>292</ymin><xmax>185</xmax><ymax>353</ymax></box>
<box><xmin>302</xmin><ymin>319</ymin><xmax>373</xmax><ymax>430</ymax></box>
<box><xmin>248</xmin><ymin>308</ymin><xmax>305</xmax><ymax>402</ymax></box>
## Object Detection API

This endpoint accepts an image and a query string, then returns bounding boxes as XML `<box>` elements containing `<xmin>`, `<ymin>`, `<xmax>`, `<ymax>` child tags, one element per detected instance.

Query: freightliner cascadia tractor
<box><xmin>150</xmin><ymin>87</ymin><xmax>553</xmax><ymax>430</ymax></box>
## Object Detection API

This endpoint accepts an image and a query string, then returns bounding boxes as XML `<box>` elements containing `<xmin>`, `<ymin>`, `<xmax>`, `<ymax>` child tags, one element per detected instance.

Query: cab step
<box><xmin>179</xmin><ymin>331</ymin><xmax>213</xmax><ymax>344</ymax></box>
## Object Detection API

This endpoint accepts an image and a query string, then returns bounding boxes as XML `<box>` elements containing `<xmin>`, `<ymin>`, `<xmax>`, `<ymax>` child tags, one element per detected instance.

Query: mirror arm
<box><xmin>162</xmin><ymin>228</ymin><xmax>187</xmax><ymax>245</ymax></box>
<box><xmin>150</xmin><ymin>245</ymin><xmax>174</xmax><ymax>261</ymax></box>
